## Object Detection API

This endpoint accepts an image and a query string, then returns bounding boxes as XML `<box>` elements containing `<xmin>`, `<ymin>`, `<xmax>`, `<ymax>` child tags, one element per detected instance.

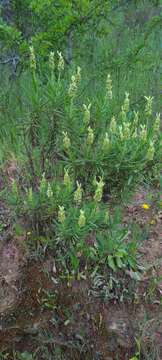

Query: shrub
<box><xmin>2</xmin><ymin>48</ymin><xmax>161</xmax><ymax>275</ymax></box>
<box><xmin>1</xmin><ymin>49</ymin><xmax>161</xmax><ymax>190</ymax></box>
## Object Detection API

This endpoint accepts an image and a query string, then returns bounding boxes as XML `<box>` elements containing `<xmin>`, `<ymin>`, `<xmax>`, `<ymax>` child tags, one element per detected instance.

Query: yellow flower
<box><xmin>123</xmin><ymin>92</ymin><xmax>130</xmax><ymax>113</ymax></box>
<box><xmin>154</xmin><ymin>113</ymin><xmax>160</xmax><ymax>134</ymax></box>
<box><xmin>74</xmin><ymin>181</ymin><xmax>82</xmax><ymax>204</ymax></box>
<box><xmin>121</xmin><ymin>106</ymin><xmax>126</xmax><ymax>122</ymax></box>
<box><xmin>64</xmin><ymin>168</ymin><xmax>71</xmax><ymax>188</ymax></box>
<box><xmin>68</xmin><ymin>75</ymin><xmax>77</xmax><ymax>97</ymax></box>
<box><xmin>58</xmin><ymin>206</ymin><xmax>66</xmax><ymax>223</ymax></box>
<box><xmin>83</xmin><ymin>103</ymin><xmax>91</xmax><ymax>125</ymax></box>
<box><xmin>106</xmin><ymin>74</ymin><xmax>112</xmax><ymax>99</ymax></box>
<box><xmin>47</xmin><ymin>183</ymin><xmax>53</xmax><ymax>198</ymax></box>
<box><xmin>149</xmin><ymin>219</ymin><xmax>156</xmax><ymax>225</ymax></box>
<box><xmin>57</xmin><ymin>51</ymin><xmax>64</xmax><ymax>72</ymax></box>
<box><xmin>68</xmin><ymin>67</ymin><xmax>81</xmax><ymax>98</ymax></box>
<box><xmin>144</xmin><ymin>95</ymin><xmax>153</xmax><ymax>116</ymax></box>
<box><xmin>141</xmin><ymin>203</ymin><xmax>150</xmax><ymax>210</ymax></box>
<box><xmin>110</xmin><ymin>116</ymin><xmax>116</xmax><ymax>133</ymax></box>
<box><xmin>140</xmin><ymin>125</ymin><xmax>147</xmax><ymax>141</ymax></box>
<box><xmin>94</xmin><ymin>177</ymin><xmax>105</xmax><ymax>202</ymax></box>
<box><xmin>102</xmin><ymin>132</ymin><xmax>110</xmax><ymax>151</ymax></box>
<box><xmin>29</xmin><ymin>45</ymin><xmax>36</xmax><ymax>71</ymax></box>
<box><xmin>78</xmin><ymin>210</ymin><xmax>86</xmax><ymax>228</ymax></box>
<box><xmin>123</xmin><ymin>122</ymin><xmax>131</xmax><ymax>139</ymax></box>
<box><xmin>76</xmin><ymin>66</ymin><xmax>81</xmax><ymax>83</ymax></box>
<box><xmin>63</xmin><ymin>131</ymin><xmax>71</xmax><ymax>150</ymax></box>
<box><xmin>133</xmin><ymin>110</ymin><xmax>139</xmax><ymax>126</ymax></box>
<box><xmin>27</xmin><ymin>231</ymin><xmax>31</xmax><ymax>236</ymax></box>
<box><xmin>146</xmin><ymin>141</ymin><xmax>154</xmax><ymax>161</ymax></box>
<box><xmin>87</xmin><ymin>126</ymin><xmax>94</xmax><ymax>145</ymax></box>
<box><xmin>39</xmin><ymin>172</ymin><xmax>47</xmax><ymax>194</ymax></box>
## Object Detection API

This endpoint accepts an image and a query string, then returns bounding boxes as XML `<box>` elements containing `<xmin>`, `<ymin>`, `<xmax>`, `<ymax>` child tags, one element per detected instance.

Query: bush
<box><xmin>1</xmin><ymin>48</ymin><xmax>161</xmax><ymax>189</ymax></box>
<box><xmin>1</xmin><ymin>48</ymin><xmax>161</xmax><ymax>275</ymax></box>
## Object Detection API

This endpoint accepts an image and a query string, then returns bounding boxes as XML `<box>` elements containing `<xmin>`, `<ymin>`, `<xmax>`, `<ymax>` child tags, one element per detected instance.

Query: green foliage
<box><xmin>0</xmin><ymin>1</ymin><xmax>161</xmax><ymax>107</ymax></box>
<box><xmin>1</xmin><ymin>51</ymin><xmax>161</xmax><ymax>189</ymax></box>
<box><xmin>1</xmin><ymin>48</ymin><xmax>160</xmax><ymax>276</ymax></box>
<box><xmin>7</xmin><ymin>158</ymin><xmax>140</xmax><ymax>275</ymax></box>
<box><xmin>0</xmin><ymin>21</ymin><xmax>21</xmax><ymax>46</ymax></box>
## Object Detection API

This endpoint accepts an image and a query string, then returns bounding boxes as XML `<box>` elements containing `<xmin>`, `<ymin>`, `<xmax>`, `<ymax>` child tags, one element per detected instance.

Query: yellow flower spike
<box><xmin>119</xmin><ymin>125</ymin><xmax>124</xmax><ymax>140</ymax></box>
<box><xmin>123</xmin><ymin>92</ymin><xmax>130</xmax><ymax>113</ymax></box>
<box><xmin>133</xmin><ymin>111</ymin><xmax>139</xmax><ymax>126</ymax></box>
<box><xmin>83</xmin><ymin>103</ymin><xmax>91</xmax><ymax>125</ymax></box>
<box><xmin>140</xmin><ymin>125</ymin><xmax>147</xmax><ymax>141</ymax></box>
<box><xmin>123</xmin><ymin>122</ymin><xmax>131</xmax><ymax>139</ymax></box>
<box><xmin>57</xmin><ymin>51</ymin><xmax>64</xmax><ymax>72</ymax></box>
<box><xmin>49</xmin><ymin>51</ymin><xmax>55</xmax><ymax>71</ymax></box>
<box><xmin>63</xmin><ymin>131</ymin><xmax>71</xmax><ymax>150</ymax></box>
<box><xmin>141</xmin><ymin>203</ymin><xmax>150</xmax><ymax>210</ymax></box>
<box><xmin>68</xmin><ymin>67</ymin><xmax>81</xmax><ymax>98</ymax></box>
<box><xmin>144</xmin><ymin>96</ymin><xmax>153</xmax><ymax>116</ymax></box>
<box><xmin>87</xmin><ymin>126</ymin><xmax>94</xmax><ymax>145</ymax></box>
<box><xmin>102</xmin><ymin>132</ymin><xmax>110</xmax><ymax>151</ymax></box>
<box><xmin>47</xmin><ymin>183</ymin><xmax>53</xmax><ymax>198</ymax></box>
<box><xmin>29</xmin><ymin>45</ymin><xmax>36</xmax><ymax>71</ymax></box>
<box><xmin>78</xmin><ymin>209</ymin><xmax>86</xmax><ymax>228</ymax></box>
<box><xmin>76</xmin><ymin>66</ymin><xmax>81</xmax><ymax>83</ymax></box>
<box><xmin>68</xmin><ymin>75</ymin><xmax>77</xmax><ymax>97</ymax></box>
<box><xmin>94</xmin><ymin>177</ymin><xmax>105</xmax><ymax>203</ymax></box>
<box><xmin>121</xmin><ymin>106</ymin><xmax>126</xmax><ymax>122</ymax></box>
<box><xmin>110</xmin><ymin>116</ymin><xmax>116</xmax><ymax>133</ymax></box>
<box><xmin>146</xmin><ymin>141</ymin><xmax>155</xmax><ymax>161</ymax></box>
<box><xmin>106</xmin><ymin>74</ymin><xmax>112</xmax><ymax>99</ymax></box>
<box><xmin>74</xmin><ymin>181</ymin><xmax>82</xmax><ymax>204</ymax></box>
<box><xmin>58</xmin><ymin>206</ymin><xmax>66</xmax><ymax>224</ymax></box>
<box><xmin>154</xmin><ymin>113</ymin><xmax>160</xmax><ymax>134</ymax></box>
<box><xmin>64</xmin><ymin>168</ymin><xmax>71</xmax><ymax>188</ymax></box>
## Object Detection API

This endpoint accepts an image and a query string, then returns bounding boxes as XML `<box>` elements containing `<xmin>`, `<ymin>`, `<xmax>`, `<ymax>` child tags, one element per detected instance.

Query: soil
<box><xmin>0</xmin><ymin>186</ymin><xmax>162</xmax><ymax>359</ymax></box>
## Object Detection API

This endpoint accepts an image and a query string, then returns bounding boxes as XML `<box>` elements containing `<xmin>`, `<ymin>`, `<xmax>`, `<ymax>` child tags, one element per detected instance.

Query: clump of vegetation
<box><xmin>1</xmin><ymin>48</ymin><xmax>161</xmax><ymax>190</ymax></box>
<box><xmin>1</xmin><ymin>47</ymin><xmax>160</xmax><ymax>277</ymax></box>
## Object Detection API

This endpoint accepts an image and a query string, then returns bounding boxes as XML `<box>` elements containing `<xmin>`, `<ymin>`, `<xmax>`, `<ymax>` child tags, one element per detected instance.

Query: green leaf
<box><xmin>107</xmin><ymin>255</ymin><xmax>116</xmax><ymax>271</ymax></box>
<box><xmin>116</xmin><ymin>256</ymin><xmax>123</xmax><ymax>269</ymax></box>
